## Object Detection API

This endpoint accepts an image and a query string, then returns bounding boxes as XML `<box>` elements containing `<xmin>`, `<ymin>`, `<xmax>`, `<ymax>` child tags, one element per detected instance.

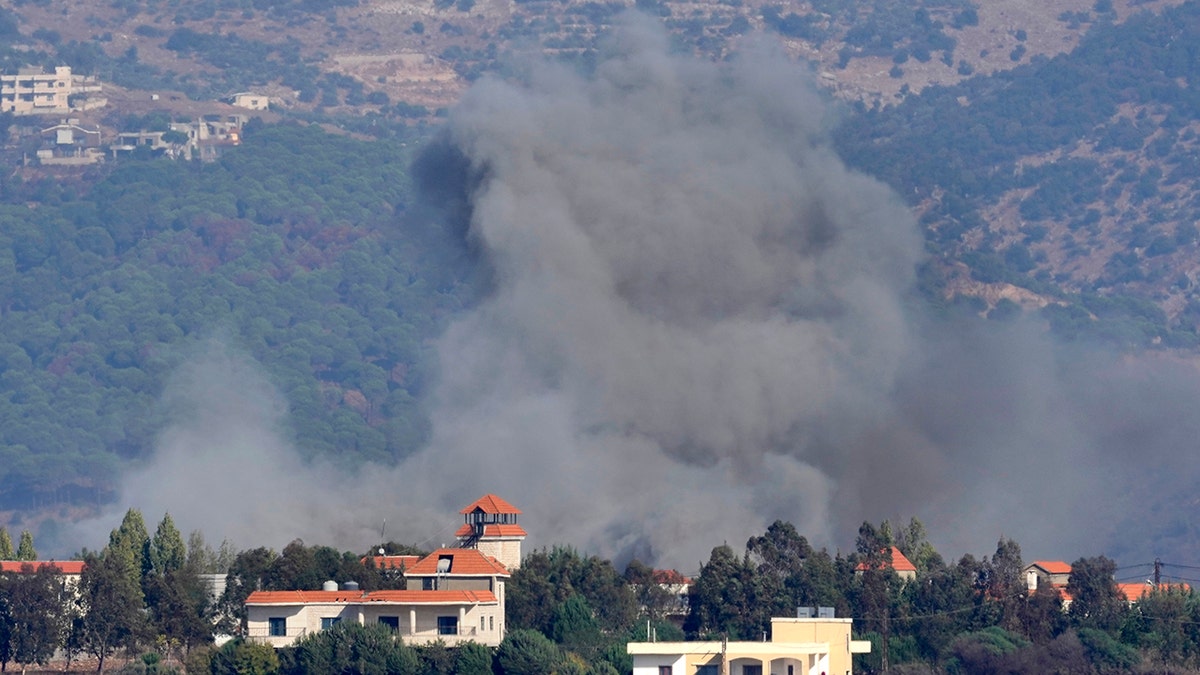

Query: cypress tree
<box><xmin>0</xmin><ymin>527</ymin><xmax>14</xmax><ymax>559</ymax></box>
<box><xmin>15</xmin><ymin>530</ymin><xmax>36</xmax><ymax>561</ymax></box>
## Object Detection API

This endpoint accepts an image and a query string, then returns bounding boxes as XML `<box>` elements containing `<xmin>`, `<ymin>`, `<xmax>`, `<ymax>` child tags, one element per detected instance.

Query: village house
<box><xmin>0</xmin><ymin>66</ymin><xmax>103</xmax><ymax>116</ymax></box>
<box><xmin>0</xmin><ymin>560</ymin><xmax>86</xmax><ymax>591</ymax></box>
<box><xmin>245</xmin><ymin>494</ymin><xmax>524</xmax><ymax>648</ymax></box>
<box><xmin>854</xmin><ymin>546</ymin><xmax>917</xmax><ymax>582</ymax></box>
<box><xmin>629</xmin><ymin>614</ymin><xmax>871</xmax><ymax>675</ymax></box>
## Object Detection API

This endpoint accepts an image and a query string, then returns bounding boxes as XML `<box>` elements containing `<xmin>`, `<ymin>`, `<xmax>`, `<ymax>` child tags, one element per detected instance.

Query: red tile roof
<box><xmin>1030</xmin><ymin>561</ymin><xmax>1072</xmax><ymax>575</ymax></box>
<box><xmin>454</xmin><ymin>523</ymin><xmax>528</xmax><ymax>538</ymax></box>
<box><xmin>245</xmin><ymin>589</ymin><xmax>498</xmax><ymax>605</ymax></box>
<box><xmin>1118</xmin><ymin>582</ymin><xmax>1191</xmax><ymax>602</ymax></box>
<box><xmin>362</xmin><ymin>555</ymin><xmax>421</xmax><ymax>570</ymax></box>
<box><xmin>405</xmin><ymin>548</ymin><xmax>510</xmax><ymax>577</ymax></box>
<box><xmin>855</xmin><ymin>547</ymin><xmax>917</xmax><ymax>573</ymax></box>
<box><xmin>0</xmin><ymin>560</ymin><xmax>85</xmax><ymax>575</ymax></box>
<box><xmin>652</xmin><ymin>569</ymin><xmax>691</xmax><ymax>585</ymax></box>
<box><xmin>460</xmin><ymin>494</ymin><xmax>522</xmax><ymax>515</ymax></box>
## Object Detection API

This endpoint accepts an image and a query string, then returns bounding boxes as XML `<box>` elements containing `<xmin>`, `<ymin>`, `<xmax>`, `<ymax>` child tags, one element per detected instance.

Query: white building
<box><xmin>245</xmin><ymin>495</ymin><xmax>521</xmax><ymax>648</ymax></box>
<box><xmin>629</xmin><ymin>616</ymin><xmax>872</xmax><ymax>675</ymax></box>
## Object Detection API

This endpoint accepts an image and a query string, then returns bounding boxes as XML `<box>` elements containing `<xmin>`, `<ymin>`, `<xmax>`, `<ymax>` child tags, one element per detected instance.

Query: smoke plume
<box><xmin>74</xmin><ymin>16</ymin><xmax>1200</xmax><ymax>570</ymax></box>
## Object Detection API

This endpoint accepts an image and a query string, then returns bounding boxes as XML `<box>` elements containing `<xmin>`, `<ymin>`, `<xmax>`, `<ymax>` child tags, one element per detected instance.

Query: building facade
<box><xmin>246</xmin><ymin>495</ymin><xmax>521</xmax><ymax>648</ymax></box>
<box><xmin>629</xmin><ymin>617</ymin><xmax>871</xmax><ymax>675</ymax></box>
<box><xmin>1</xmin><ymin>67</ymin><xmax>72</xmax><ymax>115</ymax></box>
<box><xmin>455</xmin><ymin>493</ymin><xmax>526</xmax><ymax>571</ymax></box>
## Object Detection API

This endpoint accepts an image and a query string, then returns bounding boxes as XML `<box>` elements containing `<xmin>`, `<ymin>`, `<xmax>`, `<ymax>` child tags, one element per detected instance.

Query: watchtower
<box><xmin>455</xmin><ymin>494</ymin><xmax>526</xmax><ymax>570</ymax></box>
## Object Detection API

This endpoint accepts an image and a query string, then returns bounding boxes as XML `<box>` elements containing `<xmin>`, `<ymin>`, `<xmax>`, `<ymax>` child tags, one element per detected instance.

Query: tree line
<box><xmin>7</xmin><ymin>514</ymin><xmax>1200</xmax><ymax>674</ymax></box>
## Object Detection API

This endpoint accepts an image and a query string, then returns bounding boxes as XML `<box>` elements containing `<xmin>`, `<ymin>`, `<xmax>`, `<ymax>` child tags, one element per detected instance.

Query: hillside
<box><xmin>2</xmin><ymin>0</ymin><xmax>1200</xmax><ymax>550</ymax></box>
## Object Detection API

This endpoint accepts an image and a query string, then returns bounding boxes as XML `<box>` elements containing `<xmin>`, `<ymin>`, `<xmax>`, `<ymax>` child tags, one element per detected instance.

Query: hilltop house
<box><xmin>629</xmin><ymin>614</ymin><xmax>871</xmax><ymax>675</ymax></box>
<box><xmin>1023</xmin><ymin>560</ymin><xmax>1189</xmax><ymax>610</ymax></box>
<box><xmin>1024</xmin><ymin>561</ymin><xmax>1072</xmax><ymax>590</ymax></box>
<box><xmin>245</xmin><ymin>494</ymin><xmax>522</xmax><ymax>648</ymax></box>
<box><xmin>0</xmin><ymin>66</ymin><xmax>103</xmax><ymax>116</ymax></box>
<box><xmin>854</xmin><ymin>546</ymin><xmax>917</xmax><ymax>582</ymax></box>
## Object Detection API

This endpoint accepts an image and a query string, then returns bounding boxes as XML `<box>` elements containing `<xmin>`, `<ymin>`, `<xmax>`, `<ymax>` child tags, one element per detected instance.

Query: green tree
<box><xmin>507</xmin><ymin>548</ymin><xmax>636</xmax><ymax>636</ymax></box>
<box><xmin>76</xmin><ymin>550</ymin><xmax>148</xmax><ymax>671</ymax></box>
<box><xmin>453</xmin><ymin>641</ymin><xmax>494</xmax><ymax>675</ymax></box>
<box><xmin>684</xmin><ymin>544</ymin><xmax>756</xmax><ymax>639</ymax></box>
<box><xmin>290</xmin><ymin>621</ymin><xmax>419</xmax><ymax>675</ymax></box>
<box><xmin>109</xmin><ymin>508</ymin><xmax>150</xmax><ymax>603</ymax></box>
<box><xmin>5</xmin><ymin>563</ymin><xmax>67</xmax><ymax>671</ymax></box>
<box><xmin>149</xmin><ymin>512</ymin><xmax>186</xmax><ymax>577</ymax></box>
<box><xmin>0</xmin><ymin>579</ymin><xmax>11</xmax><ymax>670</ymax></box>
<box><xmin>985</xmin><ymin>538</ymin><xmax>1025</xmax><ymax>633</ymax></box>
<box><xmin>495</xmin><ymin>628</ymin><xmax>562</xmax><ymax>675</ymax></box>
<box><xmin>210</xmin><ymin>638</ymin><xmax>280</xmax><ymax>675</ymax></box>
<box><xmin>1067</xmin><ymin>556</ymin><xmax>1127</xmax><ymax>633</ymax></box>
<box><xmin>0</xmin><ymin>527</ymin><xmax>13</xmax><ymax>559</ymax></box>
<box><xmin>14</xmin><ymin>531</ymin><xmax>35</xmax><ymax>561</ymax></box>
<box><xmin>549</xmin><ymin>595</ymin><xmax>602</xmax><ymax>656</ymax></box>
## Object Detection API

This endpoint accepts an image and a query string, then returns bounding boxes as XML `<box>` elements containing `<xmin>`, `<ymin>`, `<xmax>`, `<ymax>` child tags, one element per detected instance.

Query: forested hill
<box><xmin>837</xmin><ymin>1</ymin><xmax>1200</xmax><ymax>348</ymax></box>
<box><xmin>0</xmin><ymin>123</ymin><xmax>476</xmax><ymax>512</ymax></box>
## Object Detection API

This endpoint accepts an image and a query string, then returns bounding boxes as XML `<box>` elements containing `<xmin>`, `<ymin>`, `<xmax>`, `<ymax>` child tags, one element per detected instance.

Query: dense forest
<box><xmin>3</xmin><ymin>515</ymin><xmax>1199</xmax><ymax>674</ymax></box>
<box><xmin>0</xmin><ymin>122</ymin><xmax>478</xmax><ymax>511</ymax></box>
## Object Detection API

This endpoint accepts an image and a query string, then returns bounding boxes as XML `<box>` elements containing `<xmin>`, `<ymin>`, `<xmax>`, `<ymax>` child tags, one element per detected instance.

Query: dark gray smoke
<box><xmin>408</xmin><ymin>16</ymin><xmax>1200</xmax><ymax>567</ymax></box>
<box><xmin>76</xmin><ymin>16</ymin><xmax>1200</xmax><ymax>570</ymax></box>
<box><xmin>409</xmin><ymin>17</ymin><xmax>925</xmax><ymax>565</ymax></box>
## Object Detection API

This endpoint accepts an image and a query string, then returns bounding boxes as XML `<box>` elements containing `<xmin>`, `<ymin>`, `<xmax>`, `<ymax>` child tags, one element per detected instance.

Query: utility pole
<box><xmin>1154</xmin><ymin>558</ymin><xmax>1162</xmax><ymax>587</ymax></box>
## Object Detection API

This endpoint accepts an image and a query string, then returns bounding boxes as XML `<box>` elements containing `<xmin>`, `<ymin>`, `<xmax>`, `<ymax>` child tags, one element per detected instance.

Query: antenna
<box><xmin>381</xmin><ymin>519</ymin><xmax>387</xmax><ymax>542</ymax></box>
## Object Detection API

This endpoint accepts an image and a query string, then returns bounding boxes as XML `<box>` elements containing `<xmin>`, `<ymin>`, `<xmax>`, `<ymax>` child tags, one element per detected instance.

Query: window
<box><xmin>659</xmin><ymin>667</ymin><xmax>672</xmax><ymax>675</ymax></box>
<box><xmin>437</xmin><ymin>616</ymin><xmax>458</xmax><ymax>635</ymax></box>
<box><xmin>489</xmin><ymin>616</ymin><xmax>494</xmax><ymax>631</ymax></box>
<box><xmin>743</xmin><ymin>667</ymin><xmax>762</xmax><ymax>675</ymax></box>
<box><xmin>321</xmin><ymin>617</ymin><xmax>341</xmax><ymax>630</ymax></box>
<box><xmin>697</xmin><ymin>666</ymin><xmax>718</xmax><ymax>675</ymax></box>
<box><xmin>422</xmin><ymin>578</ymin><xmax>434</xmax><ymax>590</ymax></box>
<box><xmin>481</xmin><ymin>616</ymin><xmax>486</xmax><ymax>631</ymax></box>
<box><xmin>268</xmin><ymin>617</ymin><xmax>286</xmax><ymax>637</ymax></box>
<box><xmin>378</xmin><ymin>616</ymin><xmax>399</xmax><ymax>630</ymax></box>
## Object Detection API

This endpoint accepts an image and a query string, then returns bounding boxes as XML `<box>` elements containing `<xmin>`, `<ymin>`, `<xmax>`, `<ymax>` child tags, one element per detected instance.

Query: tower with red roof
<box><xmin>456</xmin><ymin>494</ymin><xmax>526</xmax><ymax>570</ymax></box>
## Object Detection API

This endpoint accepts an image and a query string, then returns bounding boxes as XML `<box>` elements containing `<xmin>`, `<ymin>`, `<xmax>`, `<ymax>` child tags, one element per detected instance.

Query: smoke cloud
<box><xmin>72</xmin><ymin>16</ymin><xmax>1200</xmax><ymax>570</ymax></box>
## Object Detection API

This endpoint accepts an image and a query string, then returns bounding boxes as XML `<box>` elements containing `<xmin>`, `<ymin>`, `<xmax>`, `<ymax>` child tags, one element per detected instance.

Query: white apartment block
<box><xmin>1</xmin><ymin>67</ymin><xmax>72</xmax><ymax>115</ymax></box>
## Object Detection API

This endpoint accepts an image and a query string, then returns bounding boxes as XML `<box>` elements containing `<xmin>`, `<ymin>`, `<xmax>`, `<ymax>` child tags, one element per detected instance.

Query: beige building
<box><xmin>455</xmin><ymin>493</ymin><xmax>526</xmax><ymax>571</ymax></box>
<box><xmin>245</xmin><ymin>585</ymin><xmax>504</xmax><ymax>648</ymax></box>
<box><xmin>246</xmin><ymin>495</ymin><xmax>521</xmax><ymax>648</ymax></box>
<box><xmin>629</xmin><ymin>617</ymin><xmax>871</xmax><ymax>675</ymax></box>
<box><xmin>232</xmin><ymin>92</ymin><xmax>270</xmax><ymax>111</ymax></box>
<box><xmin>1</xmin><ymin>67</ymin><xmax>73</xmax><ymax>115</ymax></box>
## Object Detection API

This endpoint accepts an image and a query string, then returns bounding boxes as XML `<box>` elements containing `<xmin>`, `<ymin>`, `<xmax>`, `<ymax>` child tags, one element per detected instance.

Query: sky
<box><xmin>68</xmin><ymin>15</ymin><xmax>1200</xmax><ymax>574</ymax></box>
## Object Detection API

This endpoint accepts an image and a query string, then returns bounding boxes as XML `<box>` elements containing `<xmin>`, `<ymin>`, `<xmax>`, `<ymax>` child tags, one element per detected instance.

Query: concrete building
<box><xmin>629</xmin><ymin>616</ymin><xmax>872</xmax><ymax>675</ymax></box>
<box><xmin>1023</xmin><ymin>561</ymin><xmax>1072</xmax><ymax>591</ymax></box>
<box><xmin>232</xmin><ymin>92</ymin><xmax>269</xmax><ymax>111</ymax></box>
<box><xmin>1</xmin><ymin>67</ymin><xmax>72</xmax><ymax>115</ymax></box>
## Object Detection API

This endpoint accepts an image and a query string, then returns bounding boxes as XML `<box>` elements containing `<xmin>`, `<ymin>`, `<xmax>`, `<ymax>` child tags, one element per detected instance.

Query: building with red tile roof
<box><xmin>456</xmin><ymin>494</ymin><xmax>526</xmax><ymax>571</ymax></box>
<box><xmin>0</xmin><ymin>560</ymin><xmax>86</xmax><ymax>575</ymax></box>
<box><xmin>854</xmin><ymin>547</ymin><xmax>917</xmax><ymax>581</ymax></box>
<box><xmin>246</xmin><ymin>496</ymin><xmax>521</xmax><ymax>649</ymax></box>
<box><xmin>1023</xmin><ymin>561</ymin><xmax>1073</xmax><ymax>591</ymax></box>
<box><xmin>361</xmin><ymin>555</ymin><xmax>421</xmax><ymax>572</ymax></box>
<box><xmin>1118</xmin><ymin>582</ymin><xmax>1191</xmax><ymax>604</ymax></box>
